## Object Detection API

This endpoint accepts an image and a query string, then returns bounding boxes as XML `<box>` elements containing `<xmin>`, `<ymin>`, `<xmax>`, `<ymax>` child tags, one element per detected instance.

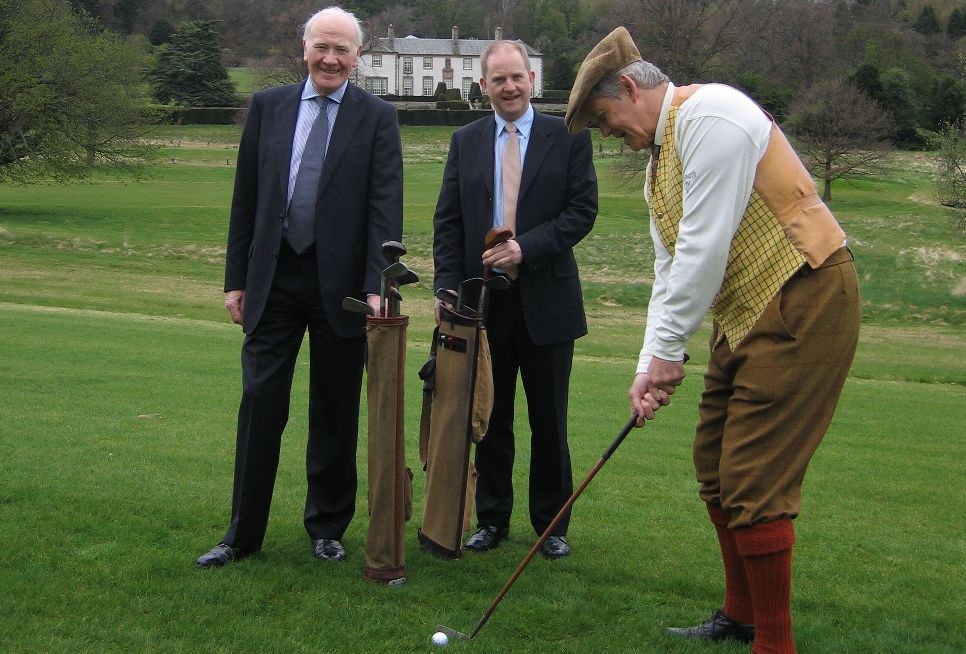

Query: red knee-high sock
<box><xmin>735</xmin><ymin>520</ymin><xmax>796</xmax><ymax>654</ymax></box>
<box><xmin>706</xmin><ymin>503</ymin><xmax>754</xmax><ymax>624</ymax></box>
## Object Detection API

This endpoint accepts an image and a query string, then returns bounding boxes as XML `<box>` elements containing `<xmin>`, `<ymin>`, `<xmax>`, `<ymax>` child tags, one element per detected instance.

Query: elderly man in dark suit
<box><xmin>433</xmin><ymin>40</ymin><xmax>598</xmax><ymax>559</ymax></box>
<box><xmin>197</xmin><ymin>6</ymin><xmax>403</xmax><ymax>568</ymax></box>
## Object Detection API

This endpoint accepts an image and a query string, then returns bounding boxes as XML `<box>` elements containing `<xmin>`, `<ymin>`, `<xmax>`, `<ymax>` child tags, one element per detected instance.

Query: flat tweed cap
<box><xmin>565</xmin><ymin>26</ymin><xmax>642</xmax><ymax>134</ymax></box>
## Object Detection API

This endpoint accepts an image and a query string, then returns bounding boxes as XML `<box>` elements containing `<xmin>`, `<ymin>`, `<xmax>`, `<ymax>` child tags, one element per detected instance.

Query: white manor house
<box><xmin>354</xmin><ymin>25</ymin><xmax>544</xmax><ymax>99</ymax></box>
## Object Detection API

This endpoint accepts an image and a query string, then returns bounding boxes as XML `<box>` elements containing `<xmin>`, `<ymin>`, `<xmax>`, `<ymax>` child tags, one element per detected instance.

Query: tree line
<box><xmin>3</xmin><ymin>0</ymin><xmax>966</xmax><ymax>204</ymax></box>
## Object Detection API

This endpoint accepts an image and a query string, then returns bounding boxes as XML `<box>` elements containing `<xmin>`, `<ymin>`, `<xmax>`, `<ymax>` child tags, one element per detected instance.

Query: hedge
<box><xmin>159</xmin><ymin>106</ymin><xmax>566</xmax><ymax>127</ymax></box>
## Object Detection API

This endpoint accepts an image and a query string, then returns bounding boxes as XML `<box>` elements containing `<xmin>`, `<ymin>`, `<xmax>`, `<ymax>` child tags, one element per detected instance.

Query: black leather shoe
<box><xmin>665</xmin><ymin>609</ymin><xmax>755</xmax><ymax>643</ymax></box>
<box><xmin>540</xmin><ymin>535</ymin><xmax>570</xmax><ymax>559</ymax></box>
<box><xmin>464</xmin><ymin>526</ymin><xmax>509</xmax><ymax>551</ymax></box>
<box><xmin>196</xmin><ymin>543</ymin><xmax>249</xmax><ymax>568</ymax></box>
<box><xmin>312</xmin><ymin>538</ymin><xmax>346</xmax><ymax>562</ymax></box>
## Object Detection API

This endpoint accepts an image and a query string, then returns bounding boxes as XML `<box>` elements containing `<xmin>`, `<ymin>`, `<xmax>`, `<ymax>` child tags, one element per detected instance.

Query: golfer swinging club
<box><xmin>565</xmin><ymin>28</ymin><xmax>860</xmax><ymax>653</ymax></box>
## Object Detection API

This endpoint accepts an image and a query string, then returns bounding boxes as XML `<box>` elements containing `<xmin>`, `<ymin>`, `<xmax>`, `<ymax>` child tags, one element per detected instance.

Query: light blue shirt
<box><xmin>492</xmin><ymin>104</ymin><xmax>533</xmax><ymax>229</ymax></box>
<box><xmin>286</xmin><ymin>79</ymin><xmax>347</xmax><ymax>207</ymax></box>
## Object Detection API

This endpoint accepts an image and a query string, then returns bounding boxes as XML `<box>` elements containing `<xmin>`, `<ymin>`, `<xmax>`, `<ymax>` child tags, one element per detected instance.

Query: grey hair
<box><xmin>481</xmin><ymin>40</ymin><xmax>531</xmax><ymax>77</ymax></box>
<box><xmin>592</xmin><ymin>60</ymin><xmax>669</xmax><ymax>99</ymax></box>
<box><xmin>303</xmin><ymin>6</ymin><xmax>364</xmax><ymax>47</ymax></box>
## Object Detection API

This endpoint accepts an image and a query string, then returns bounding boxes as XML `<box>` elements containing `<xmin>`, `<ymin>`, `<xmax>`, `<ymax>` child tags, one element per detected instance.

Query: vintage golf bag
<box><xmin>363</xmin><ymin>314</ymin><xmax>413</xmax><ymax>585</ymax></box>
<box><xmin>417</xmin><ymin>304</ymin><xmax>493</xmax><ymax>559</ymax></box>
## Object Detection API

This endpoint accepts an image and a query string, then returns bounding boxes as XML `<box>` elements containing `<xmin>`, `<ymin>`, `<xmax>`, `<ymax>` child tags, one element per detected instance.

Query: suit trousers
<box><xmin>223</xmin><ymin>241</ymin><xmax>365</xmax><ymax>551</ymax></box>
<box><xmin>693</xmin><ymin>248</ymin><xmax>860</xmax><ymax>528</ymax></box>
<box><xmin>475</xmin><ymin>285</ymin><xmax>575</xmax><ymax>536</ymax></box>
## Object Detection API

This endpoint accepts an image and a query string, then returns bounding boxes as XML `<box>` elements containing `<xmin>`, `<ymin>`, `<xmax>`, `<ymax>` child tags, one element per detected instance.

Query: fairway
<box><xmin>1</xmin><ymin>126</ymin><xmax>964</xmax><ymax>653</ymax></box>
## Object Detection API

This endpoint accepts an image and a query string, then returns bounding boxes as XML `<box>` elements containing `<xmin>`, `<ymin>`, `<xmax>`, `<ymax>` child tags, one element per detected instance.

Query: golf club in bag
<box><xmin>352</xmin><ymin>241</ymin><xmax>418</xmax><ymax>585</ymax></box>
<box><xmin>416</xmin><ymin>302</ymin><xmax>494</xmax><ymax>559</ymax></box>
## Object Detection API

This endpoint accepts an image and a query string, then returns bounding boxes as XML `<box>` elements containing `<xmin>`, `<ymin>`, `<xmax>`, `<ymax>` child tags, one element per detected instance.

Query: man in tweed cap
<box><xmin>566</xmin><ymin>27</ymin><xmax>860</xmax><ymax>653</ymax></box>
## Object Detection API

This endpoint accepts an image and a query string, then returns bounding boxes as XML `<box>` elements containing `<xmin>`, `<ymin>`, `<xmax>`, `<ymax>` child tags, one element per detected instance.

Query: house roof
<box><xmin>368</xmin><ymin>36</ymin><xmax>541</xmax><ymax>57</ymax></box>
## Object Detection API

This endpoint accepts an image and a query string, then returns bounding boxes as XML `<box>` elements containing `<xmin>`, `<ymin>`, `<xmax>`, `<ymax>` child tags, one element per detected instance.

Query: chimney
<box><xmin>495</xmin><ymin>26</ymin><xmax>503</xmax><ymax>40</ymax></box>
<box><xmin>388</xmin><ymin>24</ymin><xmax>394</xmax><ymax>40</ymax></box>
<box><xmin>452</xmin><ymin>25</ymin><xmax>459</xmax><ymax>42</ymax></box>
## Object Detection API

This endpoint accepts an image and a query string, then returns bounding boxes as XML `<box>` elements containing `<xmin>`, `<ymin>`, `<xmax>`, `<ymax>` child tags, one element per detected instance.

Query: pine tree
<box><xmin>948</xmin><ymin>7</ymin><xmax>966</xmax><ymax>40</ymax></box>
<box><xmin>152</xmin><ymin>20</ymin><xmax>237</xmax><ymax>107</ymax></box>
<box><xmin>914</xmin><ymin>4</ymin><xmax>941</xmax><ymax>35</ymax></box>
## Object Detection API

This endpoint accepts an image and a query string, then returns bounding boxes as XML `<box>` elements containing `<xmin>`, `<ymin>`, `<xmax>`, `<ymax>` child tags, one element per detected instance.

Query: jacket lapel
<box><xmin>317</xmin><ymin>83</ymin><xmax>366</xmax><ymax>196</ymax></box>
<box><xmin>519</xmin><ymin>111</ymin><xmax>553</xmax><ymax>200</ymax></box>
<box><xmin>272</xmin><ymin>81</ymin><xmax>305</xmax><ymax>199</ymax></box>
<box><xmin>475</xmin><ymin>117</ymin><xmax>496</xmax><ymax>198</ymax></box>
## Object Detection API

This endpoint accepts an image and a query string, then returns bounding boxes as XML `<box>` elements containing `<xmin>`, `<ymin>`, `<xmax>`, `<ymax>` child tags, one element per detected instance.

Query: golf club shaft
<box><xmin>469</xmin><ymin>414</ymin><xmax>640</xmax><ymax>639</ymax></box>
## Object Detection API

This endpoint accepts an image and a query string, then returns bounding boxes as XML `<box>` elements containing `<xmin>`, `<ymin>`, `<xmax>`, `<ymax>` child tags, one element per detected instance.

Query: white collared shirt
<box><xmin>639</xmin><ymin>83</ymin><xmax>773</xmax><ymax>373</ymax></box>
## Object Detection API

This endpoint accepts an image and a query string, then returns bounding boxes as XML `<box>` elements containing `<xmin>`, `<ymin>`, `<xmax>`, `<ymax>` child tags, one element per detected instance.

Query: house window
<box><xmin>423</xmin><ymin>57</ymin><xmax>432</xmax><ymax>69</ymax></box>
<box><xmin>422</xmin><ymin>76</ymin><xmax>434</xmax><ymax>95</ymax></box>
<box><xmin>462</xmin><ymin>77</ymin><xmax>473</xmax><ymax>100</ymax></box>
<box><xmin>403</xmin><ymin>76</ymin><xmax>413</xmax><ymax>96</ymax></box>
<box><xmin>403</xmin><ymin>56</ymin><xmax>413</xmax><ymax>74</ymax></box>
<box><xmin>365</xmin><ymin>77</ymin><xmax>388</xmax><ymax>95</ymax></box>
<box><xmin>372</xmin><ymin>54</ymin><xmax>382</xmax><ymax>67</ymax></box>
<box><xmin>463</xmin><ymin>57</ymin><xmax>472</xmax><ymax>70</ymax></box>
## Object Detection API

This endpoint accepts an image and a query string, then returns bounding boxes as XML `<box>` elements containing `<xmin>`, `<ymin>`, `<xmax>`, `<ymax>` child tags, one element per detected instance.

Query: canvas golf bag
<box><xmin>417</xmin><ymin>304</ymin><xmax>494</xmax><ymax>559</ymax></box>
<box><xmin>363</xmin><ymin>314</ymin><xmax>413</xmax><ymax>585</ymax></box>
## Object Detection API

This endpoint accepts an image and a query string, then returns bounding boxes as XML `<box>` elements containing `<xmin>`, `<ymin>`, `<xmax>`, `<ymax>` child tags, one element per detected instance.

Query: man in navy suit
<box><xmin>197</xmin><ymin>6</ymin><xmax>403</xmax><ymax>567</ymax></box>
<box><xmin>433</xmin><ymin>41</ymin><xmax>598</xmax><ymax>558</ymax></box>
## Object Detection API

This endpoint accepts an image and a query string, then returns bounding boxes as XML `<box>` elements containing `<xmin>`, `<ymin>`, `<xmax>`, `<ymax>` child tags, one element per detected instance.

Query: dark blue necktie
<box><xmin>286</xmin><ymin>95</ymin><xmax>331</xmax><ymax>254</ymax></box>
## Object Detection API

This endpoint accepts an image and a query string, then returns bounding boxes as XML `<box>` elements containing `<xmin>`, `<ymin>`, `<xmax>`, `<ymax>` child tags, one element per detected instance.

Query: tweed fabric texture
<box><xmin>648</xmin><ymin>105</ymin><xmax>804</xmax><ymax>347</ymax></box>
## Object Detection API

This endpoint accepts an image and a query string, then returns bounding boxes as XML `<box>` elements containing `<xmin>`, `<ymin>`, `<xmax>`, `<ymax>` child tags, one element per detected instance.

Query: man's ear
<box><xmin>619</xmin><ymin>74</ymin><xmax>638</xmax><ymax>102</ymax></box>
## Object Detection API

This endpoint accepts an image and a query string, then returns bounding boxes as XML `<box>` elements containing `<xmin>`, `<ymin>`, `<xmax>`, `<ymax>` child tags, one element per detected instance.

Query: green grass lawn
<box><xmin>0</xmin><ymin>126</ymin><xmax>963</xmax><ymax>653</ymax></box>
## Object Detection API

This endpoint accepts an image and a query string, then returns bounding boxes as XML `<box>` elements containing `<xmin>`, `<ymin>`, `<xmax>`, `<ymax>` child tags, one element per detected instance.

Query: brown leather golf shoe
<box><xmin>464</xmin><ymin>526</ymin><xmax>509</xmax><ymax>551</ymax></box>
<box><xmin>665</xmin><ymin>609</ymin><xmax>755</xmax><ymax>643</ymax></box>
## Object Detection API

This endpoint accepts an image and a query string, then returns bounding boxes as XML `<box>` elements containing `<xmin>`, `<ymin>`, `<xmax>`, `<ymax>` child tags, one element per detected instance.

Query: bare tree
<box><xmin>936</xmin><ymin>116</ymin><xmax>966</xmax><ymax>210</ymax></box>
<box><xmin>764</xmin><ymin>0</ymin><xmax>838</xmax><ymax>90</ymax></box>
<box><xmin>785</xmin><ymin>78</ymin><xmax>894</xmax><ymax>201</ymax></box>
<box><xmin>619</xmin><ymin>0</ymin><xmax>771</xmax><ymax>79</ymax></box>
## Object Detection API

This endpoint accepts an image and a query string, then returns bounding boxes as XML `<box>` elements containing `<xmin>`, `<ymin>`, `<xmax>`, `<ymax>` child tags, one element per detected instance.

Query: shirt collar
<box><xmin>302</xmin><ymin>79</ymin><xmax>349</xmax><ymax>104</ymax></box>
<box><xmin>653</xmin><ymin>82</ymin><xmax>676</xmax><ymax>147</ymax></box>
<box><xmin>494</xmin><ymin>104</ymin><xmax>534</xmax><ymax>139</ymax></box>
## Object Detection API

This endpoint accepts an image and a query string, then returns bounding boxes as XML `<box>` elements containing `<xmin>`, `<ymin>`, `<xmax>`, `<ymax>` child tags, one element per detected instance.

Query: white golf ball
<box><xmin>431</xmin><ymin>631</ymin><xmax>449</xmax><ymax>647</ymax></box>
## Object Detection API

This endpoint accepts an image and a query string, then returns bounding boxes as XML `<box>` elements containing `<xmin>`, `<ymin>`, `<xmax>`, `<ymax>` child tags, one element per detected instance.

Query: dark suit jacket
<box><xmin>224</xmin><ymin>80</ymin><xmax>403</xmax><ymax>338</ymax></box>
<box><xmin>433</xmin><ymin>110</ymin><xmax>597</xmax><ymax>346</ymax></box>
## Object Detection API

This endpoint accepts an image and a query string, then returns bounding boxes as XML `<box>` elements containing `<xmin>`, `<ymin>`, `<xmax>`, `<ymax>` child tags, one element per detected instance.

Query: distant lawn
<box><xmin>228</xmin><ymin>66</ymin><xmax>260</xmax><ymax>94</ymax></box>
<box><xmin>0</xmin><ymin>126</ymin><xmax>963</xmax><ymax>652</ymax></box>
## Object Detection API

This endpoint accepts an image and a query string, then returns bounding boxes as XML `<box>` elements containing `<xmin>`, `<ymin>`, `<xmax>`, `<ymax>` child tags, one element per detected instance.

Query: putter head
<box><xmin>484</xmin><ymin>226</ymin><xmax>513</xmax><ymax>249</ymax></box>
<box><xmin>341</xmin><ymin>296</ymin><xmax>374</xmax><ymax>316</ymax></box>
<box><xmin>434</xmin><ymin>624</ymin><xmax>470</xmax><ymax>641</ymax></box>
<box><xmin>381</xmin><ymin>239</ymin><xmax>406</xmax><ymax>262</ymax></box>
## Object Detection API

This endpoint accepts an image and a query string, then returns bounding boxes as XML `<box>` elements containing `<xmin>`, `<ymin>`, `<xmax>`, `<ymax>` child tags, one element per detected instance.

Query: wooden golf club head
<box><xmin>484</xmin><ymin>226</ymin><xmax>513</xmax><ymax>249</ymax></box>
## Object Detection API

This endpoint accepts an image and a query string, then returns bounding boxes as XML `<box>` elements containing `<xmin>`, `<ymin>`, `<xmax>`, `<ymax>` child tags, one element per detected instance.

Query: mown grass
<box><xmin>0</xmin><ymin>126</ymin><xmax>963</xmax><ymax>653</ymax></box>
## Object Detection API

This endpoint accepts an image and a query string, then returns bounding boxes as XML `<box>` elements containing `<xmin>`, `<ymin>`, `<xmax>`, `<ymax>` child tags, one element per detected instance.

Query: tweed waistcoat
<box><xmin>647</xmin><ymin>88</ymin><xmax>806</xmax><ymax>346</ymax></box>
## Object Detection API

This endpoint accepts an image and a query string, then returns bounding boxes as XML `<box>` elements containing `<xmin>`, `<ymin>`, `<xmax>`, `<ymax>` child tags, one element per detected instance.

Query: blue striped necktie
<box><xmin>286</xmin><ymin>95</ymin><xmax>331</xmax><ymax>254</ymax></box>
